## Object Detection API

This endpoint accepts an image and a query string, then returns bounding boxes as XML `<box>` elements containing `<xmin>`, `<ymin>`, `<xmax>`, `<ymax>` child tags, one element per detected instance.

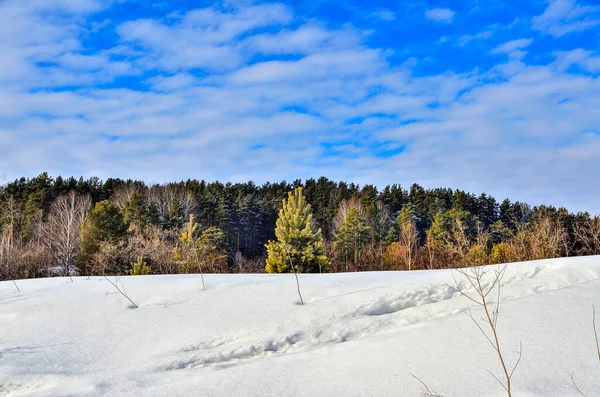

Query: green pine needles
<box><xmin>130</xmin><ymin>255</ymin><xmax>150</xmax><ymax>275</ymax></box>
<box><xmin>265</xmin><ymin>187</ymin><xmax>330</xmax><ymax>273</ymax></box>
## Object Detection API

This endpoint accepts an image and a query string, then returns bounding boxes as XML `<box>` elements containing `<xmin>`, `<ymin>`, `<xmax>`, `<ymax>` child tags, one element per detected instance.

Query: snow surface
<box><xmin>1</xmin><ymin>257</ymin><xmax>600</xmax><ymax>396</ymax></box>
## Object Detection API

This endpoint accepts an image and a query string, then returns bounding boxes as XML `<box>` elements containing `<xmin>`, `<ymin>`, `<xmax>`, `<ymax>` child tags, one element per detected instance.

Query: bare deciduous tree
<box><xmin>43</xmin><ymin>191</ymin><xmax>91</xmax><ymax>279</ymax></box>
<box><xmin>0</xmin><ymin>196</ymin><xmax>18</xmax><ymax>266</ymax></box>
<box><xmin>399</xmin><ymin>219</ymin><xmax>419</xmax><ymax>270</ymax></box>
<box><xmin>528</xmin><ymin>215</ymin><xmax>568</xmax><ymax>260</ymax></box>
<box><xmin>110</xmin><ymin>184</ymin><xmax>144</xmax><ymax>210</ymax></box>
<box><xmin>147</xmin><ymin>184</ymin><xmax>197</xmax><ymax>227</ymax></box>
<box><xmin>574</xmin><ymin>217</ymin><xmax>600</xmax><ymax>256</ymax></box>
<box><xmin>332</xmin><ymin>197</ymin><xmax>366</xmax><ymax>231</ymax></box>
<box><xmin>447</xmin><ymin>216</ymin><xmax>471</xmax><ymax>262</ymax></box>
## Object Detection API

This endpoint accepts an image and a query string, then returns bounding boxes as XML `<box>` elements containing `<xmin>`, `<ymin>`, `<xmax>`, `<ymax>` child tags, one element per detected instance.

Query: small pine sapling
<box><xmin>130</xmin><ymin>256</ymin><xmax>150</xmax><ymax>275</ymax></box>
<box><xmin>175</xmin><ymin>214</ymin><xmax>207</xmax><ymax>290</ymax></box>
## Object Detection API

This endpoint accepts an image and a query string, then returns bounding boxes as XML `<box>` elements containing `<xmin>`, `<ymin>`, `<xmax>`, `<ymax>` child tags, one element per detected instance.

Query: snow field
<box><xmin>1</xmin><ymin>256</ymin><xmax>600</xmax><ymax>396</ymax></box>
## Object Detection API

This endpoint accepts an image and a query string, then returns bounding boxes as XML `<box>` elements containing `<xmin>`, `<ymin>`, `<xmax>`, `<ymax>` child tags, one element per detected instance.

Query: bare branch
<box><xmin>462</xmin><ymin>307</ymin><xmax>496</xmax><ymax>350</ymax></box>
<box><xmin>485</xmin><ymin>368</ymin><xmax>508</xmax><ymax>392</ymax></box>
<box><xmin>103</xmin><ymin>276</ymin><xmax>138</xmax><ymax>308</ymax></box>
<box><xmin>284</xmin><ymin>244</ymin><xmax>304</xmax><ymax>305</ymax></box>
<box><xmin>410</xmin><ymin>373</ymin><xmax>443</xmax><ymax>397</ymax></box>
<box><xmin>594</xmin><ymin>305</ymin><xmax>600</xmax><ymax>362</ymax></box>
<box><xmin>570</xmin><ymin>374</ymin><xmax>587</xmax><ymax>397</ymax></box>
<box><xmin>509</xmin><ymin>341</ymin><xmax>522</xmax><ymax>379</ymax></box>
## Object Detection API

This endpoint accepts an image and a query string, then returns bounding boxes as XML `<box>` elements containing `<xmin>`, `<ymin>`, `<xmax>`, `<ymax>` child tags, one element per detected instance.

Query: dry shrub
<box><xmin>574</xmin><ymin>217</ymin><xmax>600</xmax><ymax>255</ymax></box>
<box><xmin>466</xmin><ymin>244</ymin><xmax>488</xmax><ymax>267</ymax></box>
<box><xmin>528</xmin><ymin>216</ymin><xmax>567</xmax><ymax>260</ymax></box>
<box><xmin>235</xmin><ymin>256</ymin><xmax>266</xmax><ymax>273</ymax></box>
<box><xmin>355</xmin><ymin>243</ymin><xmax>383</xmax><ymax>272</ymax></box>
<box><xmin>489</xmin><ymin>242</ymin><xmax>513</xmax><ymax>264</ymax></box>
<box><xmin>382</xmin><ymin>242</ymin><xmax>403</xmax><ymax>270</ymax></box>
<box><xmin>128</xmin><ymin>225</ymin><xmax>178</xmax><ymax>274</ymax></box>
<box><xmin>1</xmin><ymin>243</ymin><xmax>50</xmax><ymax>280</ymax></box>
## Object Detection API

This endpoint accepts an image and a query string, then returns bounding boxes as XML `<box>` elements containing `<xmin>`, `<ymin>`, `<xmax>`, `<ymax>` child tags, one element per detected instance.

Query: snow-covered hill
<box><xmin>2</xmin><ymin>257</ymin><xmax>600</xmax><ymax>396</ymax></box>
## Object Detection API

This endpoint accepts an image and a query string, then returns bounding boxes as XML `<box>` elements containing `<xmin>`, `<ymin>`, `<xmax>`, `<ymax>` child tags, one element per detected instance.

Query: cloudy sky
<box><xmin>0</xmin><ymin>0</ymin><xmax>599</xmax><ymax>211</ymax></box>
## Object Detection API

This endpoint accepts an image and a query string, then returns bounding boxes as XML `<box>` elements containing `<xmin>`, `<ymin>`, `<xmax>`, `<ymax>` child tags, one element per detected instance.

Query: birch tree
<box><xmin>43</xmin><ymin>191</ymin><xmax>91</xmax><ymax>277</ymax></box>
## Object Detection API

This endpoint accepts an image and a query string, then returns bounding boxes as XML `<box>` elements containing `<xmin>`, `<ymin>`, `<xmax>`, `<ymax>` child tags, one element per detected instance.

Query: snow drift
<box><xmin>1</xmin><ymin>256</ymin><xmax>600</xmax><ymax>396</ymax></box>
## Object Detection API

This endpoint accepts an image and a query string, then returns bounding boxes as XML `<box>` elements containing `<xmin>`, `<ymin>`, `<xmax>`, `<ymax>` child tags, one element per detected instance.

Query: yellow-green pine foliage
<box><xmin>130</xmin><ymin>255</ymin><xmax>150</xmax><ymax>275</ymax></box>
<box><xmin>490</xmin><ymin>242</ymin><xmax>512</xmax><ymax>264</ymax></box>
<box><xmin>466</xmin><ymin>243</ymin><xmax>488</xmax><ymax>266</ymax></box>
<box><xmin>265</xmin><ymin>187</ymin><xmax>330</xmax><ymax>273</ymax></box>
<box><xmin>176</xmin><ymin>214</ymin><xmax>200</xmax><ymax>273</ymax></box>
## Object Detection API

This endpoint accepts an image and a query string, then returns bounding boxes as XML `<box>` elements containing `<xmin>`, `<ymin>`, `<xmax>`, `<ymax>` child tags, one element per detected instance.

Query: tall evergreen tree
<box><xmin>265</xmin><ymin>187</ymin><xmax>329</xmax><ymax>273</ymax></box>
<box><xmin>79</xmin><ymin>200</ymin><xmax>128</xmax><ymax>273</ymax></box>
<box><xmin>334</xmin><ymin>207</ymin><xmax>371</xmax><ymax>268</ymax></box>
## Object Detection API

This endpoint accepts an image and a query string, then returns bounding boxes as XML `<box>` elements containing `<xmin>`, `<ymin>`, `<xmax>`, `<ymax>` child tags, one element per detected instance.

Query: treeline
<box><xmin>1</xmin><ymin>173</ymin><xmax>599</xmax><ymax>280</ymax></box>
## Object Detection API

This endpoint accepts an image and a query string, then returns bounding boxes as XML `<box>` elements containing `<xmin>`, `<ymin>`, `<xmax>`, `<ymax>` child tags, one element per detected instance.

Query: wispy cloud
<box><xmin>554</xmin><ymin>49</ymin><xmax>600</xmax><ymax>73</ymax></box>
<box><xmin>533</xmin><ymin>0</ymin><xmax>599</xmax><ymax>36</ymax></box>
<box><xmin>491</xmin><ymin>38</ymin><xmax>533</xmax><ymax>54</ymax></box>
<box><xmin>117</xmin><ymin>3</ymin><xmax>293</xmax><ymax>72</ymax></box>
<box><xmin>424</xmin><ymin>8</ymin><xmax>455</xmax><ymax>23</ymax></box>
<box><xmin>457</xmin><ymin>30</ymin><xmax>493</xmax><ymax>46</ymax></box>
<box><xmin>370</xmin><ymin>9</ymin><xmax>396</xmax><ymax>22</ymax></box>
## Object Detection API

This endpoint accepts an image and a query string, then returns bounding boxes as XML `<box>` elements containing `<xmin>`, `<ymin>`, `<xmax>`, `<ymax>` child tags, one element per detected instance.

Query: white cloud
<box><xmin>149</xmin><ymin>73</ymin><xmax>202</xmax><ymax>92</ymax></box>
<box><xmin>457</xmin><ymin>30</ymin><xmax>493</xmax><ymax>46</ymax></box>
<box><xmin>491</xmin><ymin>38</ymin><xmax>533</xmax><ymax>55</ymax></box>
<box><xmin>117</xmin><ymin>3</ymin><xmax>292</xmax><ymax>72</ymax></box>
<box><xmin>554</xmin><ymin>49</ymin><xmax>600</xmax><ymax>73</ymax></box>
<box><xmin>370</xmin><ymin>9</ymin><xmax>396</xmax><ymax>21</ymax></box>
<box><xmin>424</xmin><ymin>8</ymin><xmax>455</xmax><ymax>23</ymax></box>
<box><xmin>229</xmin><ymin>49</ymin><xmax>385</xmax><ymax>84</ymax></box>
<box><xmin>1</xmin><ymin>1</ymin><xmax>600</xmax><ymax>212</ymax></box>
<box><xmin>242</xmin><ymin>23</ymin><xmax>339</xmax><ymax>55</ymax></box>
<box><xmin>533</xmin><ymin>0</ymin><xmax>599</xmax><ymax>36</ymax></box>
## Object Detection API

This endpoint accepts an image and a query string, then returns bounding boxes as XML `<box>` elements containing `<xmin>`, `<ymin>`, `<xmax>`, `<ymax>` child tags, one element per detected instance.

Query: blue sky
<box><xmin>0</xmin><ymin>0</ymin><xmax>599</xmax><ymax>211</ymax></box>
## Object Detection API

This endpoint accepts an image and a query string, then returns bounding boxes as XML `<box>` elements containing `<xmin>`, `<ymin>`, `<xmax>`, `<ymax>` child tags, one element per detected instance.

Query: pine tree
<box><xmin>369</xmin><ymin>201</ymin><xmax>393</xmax><ymax>243</ymax></box>
<box><xmin>265</xmin><ymin>187</ymin><xmax>330</xmax><ymax>273</ymax></box>
<box><xmin>130</xmin><ymin>256</ymin><xmax>150</xmax><ymax>275</ymax></box>
<box><xmin>123</xmin><ymin>192</ymin><xmax>148</xmax><ymax>229</ymax></box>
<box><xmin>385</xmin><ymin>225</ymin><xmax>399</xmax><ymax>245</ymax></box>
<box><xmin>198</xmin><ymin>226</ymin><xmax>228</xmax><ymax>273</ymax></box>
<box><xmin>79</xmin><ymin>200</ymin><xmax>128</xmax><ymax>274</ymax></box>
<box><xmin>334</xmin><ymin>207</ymin><xmax>371</xmax><ymax>268</ymax></box>
<box><xmin>175</xmin><ymin>214</ymin><xmax>206</xmax><ymax>289</ymax></box>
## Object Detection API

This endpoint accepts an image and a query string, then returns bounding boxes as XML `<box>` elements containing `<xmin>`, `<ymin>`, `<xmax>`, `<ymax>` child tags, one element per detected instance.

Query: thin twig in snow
<box><xmin>594</xmin><ymin>305</ymin><xmax>599</xmax><ymax>362</ymax></box>
<box><xmin>410</xmin><ymin>373</ymin><xmax>443</xmax><ymax>397</ymax></box>
<box><xmin>570</xmin><ymin>374</ymin><xmax>587</xmax><ymax>397</ymax></box>
<box><xmin>103</xmin><ymin>276</ymin><xmax>138</xmax><ymax>308</ymax></box>
<box><xmin>284</xmin><ymin>244</ymin><xmax>304</xmax><ymax>305</ymax></box>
